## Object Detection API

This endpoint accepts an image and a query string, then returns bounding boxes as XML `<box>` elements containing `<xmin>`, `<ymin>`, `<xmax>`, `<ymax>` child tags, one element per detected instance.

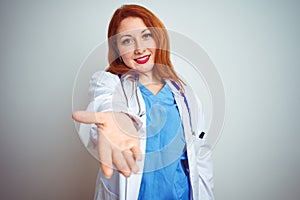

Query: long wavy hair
<box><xmin>106</xmin><ymin>4</ymin><xmax>184</xmax><ymax>90</ymax></box>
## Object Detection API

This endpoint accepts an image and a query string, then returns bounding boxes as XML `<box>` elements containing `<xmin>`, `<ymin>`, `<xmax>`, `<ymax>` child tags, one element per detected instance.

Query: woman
<box><xmin>73</xmin><ymin>4</ymin><xmax>214</xmax><ymax>200</ymax></box>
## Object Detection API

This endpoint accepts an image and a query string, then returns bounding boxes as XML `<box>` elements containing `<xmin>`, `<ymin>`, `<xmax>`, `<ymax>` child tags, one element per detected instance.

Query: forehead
<box><xmin>117</xmin><ymin>17</ymin><xmax>148</xmax><ymax>34</ymax></box>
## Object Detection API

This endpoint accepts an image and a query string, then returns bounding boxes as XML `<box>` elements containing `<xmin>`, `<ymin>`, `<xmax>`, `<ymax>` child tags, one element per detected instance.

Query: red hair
<box><xmin>106</xmin><ymin>4</ymin><xmax>184</xmax><ymax>90</ymax></box>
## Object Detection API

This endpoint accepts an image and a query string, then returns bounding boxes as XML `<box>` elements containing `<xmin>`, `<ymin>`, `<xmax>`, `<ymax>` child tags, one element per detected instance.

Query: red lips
<box><xmin>134</xmin><ymin>55</ymin><xmax>150</xmax><ymax>64</ymax></box>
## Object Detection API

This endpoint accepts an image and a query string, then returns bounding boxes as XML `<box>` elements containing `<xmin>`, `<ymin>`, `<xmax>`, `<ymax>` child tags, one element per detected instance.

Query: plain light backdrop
<box><xmin>0</xmin><ymin>0</ymin><xmax>299</xmax><ymax>199</ymax></box>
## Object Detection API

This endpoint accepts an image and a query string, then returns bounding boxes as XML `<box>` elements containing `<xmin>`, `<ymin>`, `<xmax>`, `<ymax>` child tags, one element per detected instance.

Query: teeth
<box><xmin>136</xmin><ymin>55</ymin><xmax>149</xmax><ymax>61</ymax></box>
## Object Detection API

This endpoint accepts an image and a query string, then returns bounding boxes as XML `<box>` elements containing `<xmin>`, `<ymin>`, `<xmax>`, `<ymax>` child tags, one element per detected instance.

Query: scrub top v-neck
<box><xmin>137</xmin><ymin>82</ymin><xmax>190</xmax><ymax>200</ymax></box>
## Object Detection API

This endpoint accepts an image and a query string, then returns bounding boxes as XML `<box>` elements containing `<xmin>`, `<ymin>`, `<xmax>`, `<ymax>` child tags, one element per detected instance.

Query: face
<box><xmin>116</xmin><ymin>17</ymin><xmax>156</xmax><ymax>74</ymax></box>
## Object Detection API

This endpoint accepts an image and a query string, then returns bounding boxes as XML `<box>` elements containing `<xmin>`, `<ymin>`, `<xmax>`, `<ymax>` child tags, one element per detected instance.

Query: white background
<box><xmin>0</xmin><ymin>0</ymin><xmax>299</xmax><ymax>199</ymax></box>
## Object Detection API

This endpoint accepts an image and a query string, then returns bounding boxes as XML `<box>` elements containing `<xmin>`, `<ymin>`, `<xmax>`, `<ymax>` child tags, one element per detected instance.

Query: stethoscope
<box><xmin>118</xmin><ymin>72</ymin><xmax>197</xmax><ymax>200</ymax></box>
<box><xmin>118</xmin><ymin>71</ymin><xmax>194</xmax><ymax>134</ymax></box>
<box><xmin>118</xmin><ymin>72</ymin><xmax>145</xmax><ymax>117</ymax></box>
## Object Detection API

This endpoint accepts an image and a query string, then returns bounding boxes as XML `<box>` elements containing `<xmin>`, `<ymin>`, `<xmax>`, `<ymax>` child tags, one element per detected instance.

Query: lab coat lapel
<box><xmin>119</xmin><ymin>79</ymin><xmax>146</xmax><ymax>200</ymax></box>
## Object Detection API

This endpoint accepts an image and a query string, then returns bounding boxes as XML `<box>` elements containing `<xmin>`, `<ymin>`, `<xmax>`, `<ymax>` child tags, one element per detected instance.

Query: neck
<box><xmin>138</xmin><ymin>71</ymin><xmax>165</xmax><ymax>95</ymax></box>
<box><xmin>138</xmin><ymin>71</ymin><xmax>162</xmax><ymax>85</ymax></box>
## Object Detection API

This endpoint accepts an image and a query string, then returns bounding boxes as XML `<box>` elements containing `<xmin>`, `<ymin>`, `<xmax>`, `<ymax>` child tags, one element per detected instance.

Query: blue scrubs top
<box><xmin>137</xmin><ymin>83</ymin><xmax>190</xmax><ymax>200</ymax></box>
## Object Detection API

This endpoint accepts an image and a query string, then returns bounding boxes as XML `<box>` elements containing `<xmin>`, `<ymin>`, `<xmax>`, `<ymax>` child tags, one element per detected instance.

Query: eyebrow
<box><xmin>141</xmin><ymin>28</ymin><xmax>150</xmax><ymax>34</ymax></box>
<box><xmin>119</xmin><ymin>28</ymin><xmax>150</xmax><ymax>39</ymax></box>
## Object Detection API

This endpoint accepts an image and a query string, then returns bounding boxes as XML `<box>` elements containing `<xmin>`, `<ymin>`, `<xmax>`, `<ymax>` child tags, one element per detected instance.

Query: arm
<box><xmin>194</xmin><ymin>95</ymin><xmax>214</xmax><ymax>200</ymax></box>
<box><xmin>185</xmin><ymin>85</ymin><xmax>214</xmax><ymax>199</ymax></box>
<box><xmin>74</xmin><ymin>71</ymin><xmax>142</xmax><ymax>178</ymax></box>
<box><xmin>87</xmin><ymin>71</ymin><xmax>120</xmax><ymax>146</ymax></box>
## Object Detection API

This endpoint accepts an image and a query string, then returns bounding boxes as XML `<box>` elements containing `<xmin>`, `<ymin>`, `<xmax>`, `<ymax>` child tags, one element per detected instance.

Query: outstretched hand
<box><xmin>72</xmin><ymin>111</ymin><xmax>142</xmax><ymax>178</ymax></box>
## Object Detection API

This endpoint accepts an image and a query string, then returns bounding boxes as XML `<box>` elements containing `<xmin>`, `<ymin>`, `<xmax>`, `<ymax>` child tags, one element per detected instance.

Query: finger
<box><xmin>131</xmin><ymin>145</ymin><xmax>142</xmax><ymax>161</ymax></box>
<box><xmin>122</xmin><ymin>150</ymin><xmax>139</xmax><ymax>173</ymax></box>
<box><xmin>98</xmin><ymin>132</ymin><xmax>113</xmax><ymax>178</ymax></box>
<box><xmin>72</xmin><ymin>111</ymin><xmax>105</xmax><ymax>124</ymax></box>
<box><xmin>112</xmin><ymin>148</ymin><xmax>131</xmax><ymax>177</ymax></box>
<box><xmin>72</xmin><ymin>111</ymin><xmax>97</xmax><ymax>123</ymax></box>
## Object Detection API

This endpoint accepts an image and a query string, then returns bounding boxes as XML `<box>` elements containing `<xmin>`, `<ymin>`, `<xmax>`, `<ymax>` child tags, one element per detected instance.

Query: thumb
<box><xmin>72</xmin><ymin>111</ymin><xmax>105</xmax><ymax>124</ymax></box>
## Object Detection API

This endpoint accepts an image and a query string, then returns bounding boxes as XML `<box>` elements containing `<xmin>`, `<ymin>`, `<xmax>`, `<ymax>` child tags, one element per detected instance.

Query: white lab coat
<box><xmin>78</xmin><ymin>71</ymin><xmax>214</xmax><ymax>200</ymax></box>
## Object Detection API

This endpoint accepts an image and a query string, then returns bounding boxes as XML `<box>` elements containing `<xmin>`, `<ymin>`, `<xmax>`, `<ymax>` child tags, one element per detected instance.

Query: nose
<box><xmin>134</xmin><ymin>39</ymin><xmax>146</xmax><ymax>55</ymax></box>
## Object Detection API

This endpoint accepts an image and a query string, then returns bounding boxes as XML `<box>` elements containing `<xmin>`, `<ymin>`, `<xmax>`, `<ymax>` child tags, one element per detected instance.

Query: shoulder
<box><xmin>166</xmin><ymin>80</ymin><xmax>202</xmax><ymax>111</ymax></box>
<box><xmin>90</xmin><ymin>71</ymin><xmax>119</xmax><ymax>84</ymax></box>
<box><xmin>89</xmin><ymin>71</ymin><xmax>120</xmax><ymax>89</ymax></box>
<box><xmin>88</xmin><ymin>71</ymin><xmax>120</xmax><ymax>98</ymax></box>
<box><xmin>183</xmin><ymin>84</ymin><xmax>204</xmax><ymax>115</ymax></box>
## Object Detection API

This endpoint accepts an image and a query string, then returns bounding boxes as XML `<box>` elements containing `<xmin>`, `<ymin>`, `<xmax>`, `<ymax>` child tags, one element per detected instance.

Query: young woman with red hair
<box><xmin>73</xmin><ymin>4</ymin><xmax>214</xmax><ymax>200</ymax></box>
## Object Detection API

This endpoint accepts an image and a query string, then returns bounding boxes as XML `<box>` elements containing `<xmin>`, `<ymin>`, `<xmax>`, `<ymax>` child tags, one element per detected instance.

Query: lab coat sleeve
<box><xmin>88</xmin><ymin>71</ymin><xmax>120</xmax><ymax>112</ymax></box>
<box><xmin>88</xmin><ymin>71</ymin><xmax>143</xmax><ymax>129</ymax></box>
<box><xmin>76</xmin><ymin>71</ymin><xmax>119</xmax><ymax>160</ymax></box>
<box><xmin>78</xmin><ymin>71</ymin><xmax>142</xmax><ymax>161</ymax></box>
<box><xmin>194</xmin><ymin>94</ymin><xmax>215</xmax><ymax>200</ymax></box>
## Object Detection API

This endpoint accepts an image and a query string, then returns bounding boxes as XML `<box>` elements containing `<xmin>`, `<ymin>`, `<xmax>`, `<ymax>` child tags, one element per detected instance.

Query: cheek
<box><xmin>121</xmin><ymin>52</ymin><xmax>135</xmax><ymax>68</ymax></box>
<box><xmin>118</xmin><ymin>48</ymin><xmax>132</xmax><ymax>57</ymax></box>
<box><xmin>117</xmin><ymin>42</ymin><xmax>134</xmax><ymax>57</ymax></box>
<box><xmin>122</xmin><ymin>52</ymin><xmax>133</xmax><ymax>61</ymax></box>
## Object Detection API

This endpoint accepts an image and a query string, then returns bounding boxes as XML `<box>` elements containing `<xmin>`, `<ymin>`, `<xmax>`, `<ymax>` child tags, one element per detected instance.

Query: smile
<box><xmin>134</xmin><ymin>55</ymin><xmax>151</xmax><ymax>64</ymax></box>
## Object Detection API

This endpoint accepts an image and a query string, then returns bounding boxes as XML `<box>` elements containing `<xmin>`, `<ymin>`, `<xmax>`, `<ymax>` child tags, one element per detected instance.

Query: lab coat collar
<box><xmin>165</xmin><ymin>80</ymin><xmax>182</xmax><ymax>96</ymax></box>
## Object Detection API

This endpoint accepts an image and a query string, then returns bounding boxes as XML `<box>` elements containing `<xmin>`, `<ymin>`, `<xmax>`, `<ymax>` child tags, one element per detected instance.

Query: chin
<box><xmin>136</xmin><ymin>64</ymin><xmax>154</xmax><ymax>73</ymax></box>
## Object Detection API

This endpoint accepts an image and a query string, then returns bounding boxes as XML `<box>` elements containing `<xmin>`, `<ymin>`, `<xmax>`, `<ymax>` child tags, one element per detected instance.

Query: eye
<box><xmin>142</xmin><ymin>33</ymin><xmax>152</xmax><ymax>39</ymax></box>
<box><xmin>121</xmin><ymin>38</ymin><xmax>134</xmax><ymax>45</ymax></box>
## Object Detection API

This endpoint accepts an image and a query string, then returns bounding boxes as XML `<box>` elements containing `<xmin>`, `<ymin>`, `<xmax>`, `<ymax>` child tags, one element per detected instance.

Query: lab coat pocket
<box><xmin>192</xmin><ymin>131</ymin><xmax>207</xmax><ymax>157</ymax></box>
<box><xmin>94</xmin><ymin>177</ymin><xmax>119</xmax><ymax>200</ymax></box>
